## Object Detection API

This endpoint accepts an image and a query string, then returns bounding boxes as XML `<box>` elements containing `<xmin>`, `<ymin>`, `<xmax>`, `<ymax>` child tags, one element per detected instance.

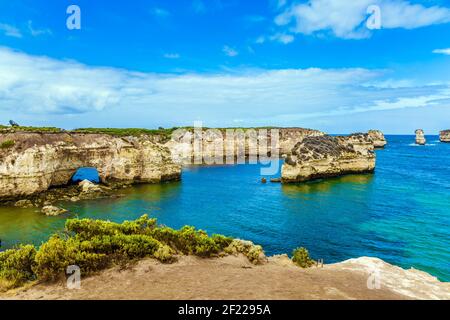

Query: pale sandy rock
<box><xmin>0</xmin><ymin>132</ymin><xmax>181</xmax><ymax>200</ymax></box>
<box><xmin>415</xmin><ymin>129</ymin><xmax>426</xmax><ymax>145</ymax></box>
<box><xmin>328</xmin><ymin>257</ymin><xmax>450</xmax><ymax>300</ymax></box>
<box><xmin>282</xmin><ymin>134</ymin><xmax>376</xmax><ymax>183</ymax></box>
<box><xmin>14</xmin><ymin>199</ymin><xmax>34</xmax><ymax>208</ymax></box>
<box><xmin>165</xmin><ymin>128</ymin><xmax>325</xmax><ymax>165</ymax></box>
<box><xmin>79</xmin><ymin>180</ymin><xmax>102</xmax><ymax>193</ymax></box>
<box><xmin>41</xmin><ymin>205</ymin><xmax>68</xmax><ymax>216</ymax></box>
<box><xmin>439</xmin><ymin>130</ymin><xmax>450</xmax><ymax>143</ymax></box>
<box><xmin>368</xmin><ymin>130</ymin><xmax>387</xmax><ymax>148</ymax></box>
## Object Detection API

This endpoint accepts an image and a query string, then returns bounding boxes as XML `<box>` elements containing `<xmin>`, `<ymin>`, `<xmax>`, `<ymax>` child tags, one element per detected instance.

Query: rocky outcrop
<box><xmin>415</xmin><ymin>129</ymin><xmax>426</xmax><ymax>145</ymax></box>
<box><xmin>0</xmin><ymin>132</ymin><xmax>181</xmax><ymax>201</ymax></box>
<box><xmin>439</xmin><ymin>130</ymin><xmax>450</xmax><ymax>143</ymax></box>
<box><xmin>79</xmin><ymin>180</ymin><xmax>102</xmax><ymax>194</ymax></box>
<box><xmin>368</xmin><ymin>130</ymin><xmax>387</xmax><ymax>148</ymax></box>
<box><xmin>281</xmin><ymin>133</ymin><xmax>375</xmax><ymax>183</ymax></box>
<box><xmin>41</xmin><ymin>205</ymin><xmax>68</xmax><ymax>216</ymax></box>
<box><xmin>166</xmin><ymin>127</ymin><xmax>325</xmax><ymax>164</ymax></box>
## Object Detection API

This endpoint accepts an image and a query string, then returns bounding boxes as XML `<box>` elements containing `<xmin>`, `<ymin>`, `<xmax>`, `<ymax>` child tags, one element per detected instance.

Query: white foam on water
<box><xmin>408</xmin><ymin>143</ymin><xmax>436</xmax><ymax>147</ymax></box>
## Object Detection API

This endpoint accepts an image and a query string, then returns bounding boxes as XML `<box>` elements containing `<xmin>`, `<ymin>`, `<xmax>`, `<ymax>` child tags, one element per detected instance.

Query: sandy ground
<box><xmin>2</xmin><ymin>255</ymin><xmax>449</xmax><ymax>300</ymax></box>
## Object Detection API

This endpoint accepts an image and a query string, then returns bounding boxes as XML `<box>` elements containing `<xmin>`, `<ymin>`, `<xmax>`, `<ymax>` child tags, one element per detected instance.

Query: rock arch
<box><xmin>0</xmin><ymin>132</ymin><xmax>181</xmax><ymax>200</ymax></box>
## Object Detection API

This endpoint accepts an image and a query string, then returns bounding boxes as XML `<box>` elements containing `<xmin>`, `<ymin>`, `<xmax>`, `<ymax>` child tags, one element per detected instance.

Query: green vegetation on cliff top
<box><xmin>0</xmin><ymin>140</ymin><xmax>15</xmax><ymax>149</ymax></box>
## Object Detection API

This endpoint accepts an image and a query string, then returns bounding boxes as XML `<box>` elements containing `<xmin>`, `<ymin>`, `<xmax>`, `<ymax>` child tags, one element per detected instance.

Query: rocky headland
<box><xmin>0</xmin><ymin>127</ymin><xmax>325</xmax><ymax>204</ymax></box>
<box><xmin>281</xmin><ymin>133</ymin><xmax>376</xmax><ymax>183</ymax></box>
<box><xmin>0</xmin><ymin>130</ymin><xmax>181</xmax><ymax>202</ymax></box>
<box><xmin>368</xmin><ymin>130</ymin><xmax>387</xmax><ymax>148</ymax></box>
<box><xmin>165</xmin><ymin>127</ymin><xmax>325</xmax><ymax>164</ymax></box>
<box><xmin>440</xmin><ymin>130</ymin><xmax>450</xmax><ymax>143</ymax></box>
<box><xmin>415</xmin><ymin>129</ymin><xmax>426</xmax><ymax>145</ymax></box>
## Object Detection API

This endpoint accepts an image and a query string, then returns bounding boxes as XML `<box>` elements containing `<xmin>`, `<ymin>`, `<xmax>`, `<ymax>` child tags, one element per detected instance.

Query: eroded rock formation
<box><xmin>281</xmin><ymin>133</ymin><xmax>375</xmax><ymax>183</ymax></box>
<box><xmin>415</xmin><ymin>129</ymin><xmax>426</xmax><ymax>145</ymax></box>
<box><xmin>165</xmin><ymin>127</ymin><xmax>325</xmax><ymax>164</ymax></box>
<box><xmin>0</xmin><ymin>132</ymin><xmax>181</xmax><ymax>200</ymax></box>
<box><xmin>439</xmin><ymin>130</ymin><xmax>450</xmax><ymax>143</ymax></box>
<box><xmin>368</xmin><ymin>130</ymin><xmax>387</xmax><ymax>148</ymax></box>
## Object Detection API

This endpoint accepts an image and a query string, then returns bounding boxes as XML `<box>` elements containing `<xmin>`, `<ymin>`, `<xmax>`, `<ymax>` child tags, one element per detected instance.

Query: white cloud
<box><xmin>163</xmin><ymin>53</ymin><xmax>180</xmax><ymax>59</ymax></box>
<box><xmin>256</xmin><ymin>33</ymin><xmax>294</xmax><ymax>44</ymax></box>
<box><xmin>255</xmin><ymin>36</ymin><xmax>266</xmax><ymax>44</ymax></box>
<box><xmin>270</xmin><ymin>33</ymin><xmax>294</xmax><ymax>44</ymax></box>
<box><xmin>27</xmin><ymin>21</ymin><xmax>52</xmax><ymax>37</ymax></box>
<box><xmin>433</xmin><ymin>48</ymin><xmax>450</xmax><ymax>55</ymax></box>
<box><xmin>151</xmin><ymin>7</ymin><xmax>170</xmax><ymax>18</ymax></box>
<box><xmin>0</xmin><ymin>23</ymin><xmax>22</xmax><ymax>38</ymax></box>
<box><xmin>0</xmin><ymin>47</ymin><xmax>449</xmax><ymax>130</ymax></box>
<box><xmin>222</xmin><ymin>45</ymin><xmax>239</xmax><ymax>57</ymax></box>
<box><xmin>275</xmin><ymin>0</ymin><xmax>450</xmax><ymax>39</ymax></box>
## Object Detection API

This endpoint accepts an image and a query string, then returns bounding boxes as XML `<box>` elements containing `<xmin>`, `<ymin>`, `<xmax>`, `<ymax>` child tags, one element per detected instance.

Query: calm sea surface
<box><xmin>0</xmin><ymin>135</ymin><xmax>449</xmax><ymax>281</ymax></box>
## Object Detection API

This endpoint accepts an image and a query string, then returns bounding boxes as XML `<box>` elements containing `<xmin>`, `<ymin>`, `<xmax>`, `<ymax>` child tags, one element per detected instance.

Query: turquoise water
<box><xmin>0</xmin><ymin>135</ymin><xmax>449</xmax><ymax>281</ymax></box>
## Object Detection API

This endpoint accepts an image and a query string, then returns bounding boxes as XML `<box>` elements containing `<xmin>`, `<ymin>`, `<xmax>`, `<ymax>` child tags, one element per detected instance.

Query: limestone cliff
<box><xmin>415</xmin><ymin>129</ymin><xmax>426</xmax><ymax>145</ymax></box>
<box><xmin>281</xmin><ymin>133</ymin><xmax>375</xmax><ymax>183</ymax></box>
<box><xmin>0</xmin><ymin>132</ymin><xmax>181</xmax><ymax>200</ymax></box>
<box><xmin>439</xmin><ymin>130</ymin><xmax>450</xmax><ymax>143</ymax></box>
<box><xmin>368</xmin><ymin>130</ymin><xmax>387</xmax><ymax>148</ymax></box>
<box><xmin>165</xmin><ymin>127</ymin><xmax>325</xmax><ymax>164</ymax></box>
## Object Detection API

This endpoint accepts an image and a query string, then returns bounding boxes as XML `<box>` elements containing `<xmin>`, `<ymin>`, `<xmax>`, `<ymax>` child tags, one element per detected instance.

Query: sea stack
<box><xmin>368</xmin><ymin>130</ymin><xmax>387</xmax><ymax>148</ymax></box>
<box><xmin>415</xmin><ymin>129</ymin><xmax>426</xmax><ymax>145</ymax></box>
<box><xmin>439</xmin><ymin>130</ymin><xmax>450</xmax><ymax>143</ymax></box>
<box><xmin>281</xmin><ymin>133</ymin><xmax>375</xmax><ymax>183</ymax></box>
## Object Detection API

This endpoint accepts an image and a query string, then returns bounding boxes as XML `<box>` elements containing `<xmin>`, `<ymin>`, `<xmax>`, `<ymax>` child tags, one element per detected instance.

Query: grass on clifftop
<box><xmin>72</xmin><ymin>127</ymin><xmax>180</xmax><ymax>138</ymax></box>
<box><xmin>0</xmin><ymin>140</ymin><xmax>15</xmax><ymax>149</ymax></box>
<box><xmin>0</xmin><ymin>215</ymin><xmax>272</xmax><ymax>291</ymax></box>
<box><xmin>0</xmin><ymin>126</ymin><xmax>64</xmax><ymax>133</ymax></box>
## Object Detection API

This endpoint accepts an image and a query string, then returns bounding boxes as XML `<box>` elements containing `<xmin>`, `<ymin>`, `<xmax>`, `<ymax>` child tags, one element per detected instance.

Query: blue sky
<box><xmin>0</xmin><ymin>0</ymin><xmax>450</xmax><ymax>133</ymax></box>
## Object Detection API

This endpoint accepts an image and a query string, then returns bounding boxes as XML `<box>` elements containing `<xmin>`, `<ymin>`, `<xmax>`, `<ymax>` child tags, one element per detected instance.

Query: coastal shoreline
<box><xmin>2</xmin><ymin>254</ymin><xmax>448</xmax><ymax>300</ymax></box>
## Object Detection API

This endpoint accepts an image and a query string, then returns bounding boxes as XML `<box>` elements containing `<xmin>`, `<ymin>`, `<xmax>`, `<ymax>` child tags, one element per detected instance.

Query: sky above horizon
<box><xmin>0</xmin><ymin>0</ymin><xmax>450</xmax><ymax>134</ymax></box>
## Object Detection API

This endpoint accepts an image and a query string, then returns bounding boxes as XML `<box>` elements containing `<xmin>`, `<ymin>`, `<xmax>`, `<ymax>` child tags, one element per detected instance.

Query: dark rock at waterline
<box><xmin>261</xmin><ymin>178</ymin><xmax>267</xmax><ymax>184</ymax></box>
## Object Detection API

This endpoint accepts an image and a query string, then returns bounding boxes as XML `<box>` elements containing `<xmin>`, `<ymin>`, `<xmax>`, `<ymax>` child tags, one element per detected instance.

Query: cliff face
<box><xmin>439</xmin><ymin>130</ymin><xmax>450</xmax><ymax>142</ymax></box>
<box><xmin>165</xmin><ymin>127</ymin><xmax>325</xmax><ymax>164</ymax></box>
<box><xmin>0</xmin><ymin>132</ymin><xmax>181</xmax><ymax>200</ymax></box>
<box><xmin>281</xmin><ymin>133</ymin><xmax>375</xmax><ymax>183</ymax></box>
<box><xmin>415</xmin><ymin>129</ymin><xmax>426</xmax><ymax>145</ymax></box>
<box><xmin>368</xmin><ymin>130</ymin><xmax>387</xmax><ymax>148</ymax></box>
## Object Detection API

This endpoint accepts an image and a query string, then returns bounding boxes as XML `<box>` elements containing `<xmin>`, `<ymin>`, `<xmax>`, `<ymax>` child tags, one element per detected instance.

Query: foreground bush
<box><xmin>0</xmin><ymin>245</ymin><xmax>36</xmax><ymax>290</ymax></box>
<box><xmin>0</xmin><ymin>215</ymin><xmax>237</xmax><ymax>290</ymax></box>
<box><xmin>292</xmin><ymin>247</ymin><xmax>315</xmax><ymax>268</ymax></box>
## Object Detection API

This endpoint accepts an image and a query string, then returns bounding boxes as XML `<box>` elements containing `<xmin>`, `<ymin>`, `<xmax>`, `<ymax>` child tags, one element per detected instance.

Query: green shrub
<box><xmin>65</xmin><ymin>215</ymin><xmax>157</xmax><ymax>239</ymax></box>
<box><xmin>224</xmin><ymin>239</ymin><xmax>266</xmax><ymax>265</ymax></box>
<box><xmin>153</xmin><ymin>244</ymin><xmax>176</xmax><ymax>263</ymax></box>
<box><xmin>292</xmin><ymin>247</ymin><xmax>315</xmax><ymax>268</ymax></box>
<box><xmin>0</xmin><ymin>140</ymin><xmax>15</xmax><ymax>149</ymax></box>
<box><xmin>33</xmin><ymin>236</ymin><xmax>108</xmax><ymax>281</ymax></box>
<box><xmin>0</xmin><ymin>245</ymin><xmax>36</xmax><ymax>290</ymax></box>
<box><xmin>150</xmin><ymin>226</ymin><xmax>232</xmax><ymax>257</ymax></box>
